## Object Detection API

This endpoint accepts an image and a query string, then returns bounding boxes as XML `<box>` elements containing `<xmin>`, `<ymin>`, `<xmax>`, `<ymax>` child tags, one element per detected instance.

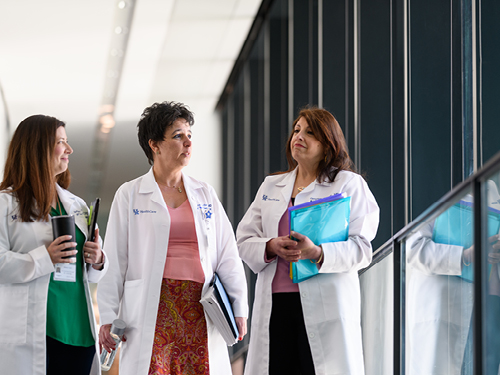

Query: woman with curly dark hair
<box><xmin>98</xmin><ymin>101</ymin><xmax>248</xmax><ymax>375</ymax></box>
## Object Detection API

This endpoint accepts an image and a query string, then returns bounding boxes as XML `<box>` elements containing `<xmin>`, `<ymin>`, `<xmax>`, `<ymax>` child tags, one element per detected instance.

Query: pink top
<box><xmin>163</xmin><ymin>200</ymin><xmax>205</xmax><ymax>283</ymax></box>
<box><xmin>266</xmin><ymin>199</ymin><xmax>299</xmax><ymax>293</ymax></box>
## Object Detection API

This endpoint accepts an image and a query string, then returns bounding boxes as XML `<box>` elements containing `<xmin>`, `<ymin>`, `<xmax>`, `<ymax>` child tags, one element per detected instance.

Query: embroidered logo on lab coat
<box><xmin>133</xmin><ymin>209</ymin><xmax>157</xmax><ymax>216</ymax></box>
<box><xmin>197</xmin><ymin>204</ymin><xmax>213</xmax><ymax>220</ymax></box>
<box><xmin>262</xmin><ymin>195</ymin><xmax>279</xmax><ymax>202</ymax></box>
<box><xmin>11</xmin><ymin>214</ymin><xmax>18</xmax><ymax>222</ymax></box>
<box><xmin>73</xmin><ymin>209</ymin><xmax>88</xmax><ymax>220</ymax></box>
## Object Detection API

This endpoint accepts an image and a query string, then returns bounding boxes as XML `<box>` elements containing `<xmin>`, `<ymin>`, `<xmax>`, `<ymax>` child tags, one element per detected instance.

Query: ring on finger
<box><xmin>86</xmin><ymin>253</ymin><xmax>90</xmax><ymax>258</ymax></box>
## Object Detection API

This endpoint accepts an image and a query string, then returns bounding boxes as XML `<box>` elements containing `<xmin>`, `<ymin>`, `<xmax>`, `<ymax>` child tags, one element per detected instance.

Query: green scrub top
<box><xmin>46</xmin><ymin>199</ymin><xmax>94</xmax><ymax>347</ymax></box>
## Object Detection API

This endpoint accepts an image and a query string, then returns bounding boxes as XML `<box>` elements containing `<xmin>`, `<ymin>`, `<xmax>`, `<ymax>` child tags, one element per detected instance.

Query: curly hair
<box><xmin>137</xmin><ymin>101</ymin><xmax>195</xmax><ymax>165</ymax></box>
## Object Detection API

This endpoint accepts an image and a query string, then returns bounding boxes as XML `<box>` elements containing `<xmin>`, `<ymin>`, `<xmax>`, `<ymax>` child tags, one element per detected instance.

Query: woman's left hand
<box><xmin>235</xmin><ymin>317</ymin><xmax>247</xmax><ymax>341</ymax></box>
<box><xmin>289</xmin><ymin>231</ymin><xmax>323</xmax><ymax>262</ymax></box>
<box><xmin>83</xmin><ymin>228</ymin><xmax>104</xmax><ymax>269</ymax></box>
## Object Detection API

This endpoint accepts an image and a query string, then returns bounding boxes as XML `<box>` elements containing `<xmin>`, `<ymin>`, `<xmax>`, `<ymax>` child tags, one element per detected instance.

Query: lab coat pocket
<box><xmin>121</xmin><ymin>279</ymin><xmax>144</xmax><ymax>328</ymax></box>
<box><xmin>0</xmin><ymin>285</ymin><xmax>29</xmax><ymax>344</ymax></box>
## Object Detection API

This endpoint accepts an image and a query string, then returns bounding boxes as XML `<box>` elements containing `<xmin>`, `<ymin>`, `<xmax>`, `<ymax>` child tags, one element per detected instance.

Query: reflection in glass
<box><xmin>484</xmin><ymin>178</ymin><xmax>500</xmax><ymax>375</ymax></box>
<box><xmin>406</xmin><ymin>192</ymin><xmax>474</xmax><ymax>375</ymax></box>
<box><xmin>406</xmin><ymin>182</ymin><xmax>500</xmax><ymax>374</ymax></box>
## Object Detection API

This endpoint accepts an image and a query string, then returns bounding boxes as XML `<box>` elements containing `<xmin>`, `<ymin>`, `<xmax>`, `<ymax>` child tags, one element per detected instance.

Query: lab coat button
<box><xmin>309</xmin><ymin>332</ymin><xmax>315</xmax><ymax>339</ymax></box>
<box><xmin>301</xmin><ymin>292</ymin><xmax>307</xmax><ymax>298</ymax></box>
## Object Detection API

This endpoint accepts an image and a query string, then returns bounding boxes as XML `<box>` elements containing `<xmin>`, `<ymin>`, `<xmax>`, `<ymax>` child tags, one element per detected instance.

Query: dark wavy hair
<box><xmin>0</xmin><ymin>115</ymin><xmax>71</xmax><ymax>222</ymax></box>
<box><xmin>282</xmin><ymin>106</ymin><xmax>355</xmax><ymax>182</ymax></box>
<box><xmin>137</xmin><ymin>101</ymin><xmax>195</xmax><ymax>165</ymax></box>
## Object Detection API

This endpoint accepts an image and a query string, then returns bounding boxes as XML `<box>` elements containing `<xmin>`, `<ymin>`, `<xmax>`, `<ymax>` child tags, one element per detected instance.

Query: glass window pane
<box><xmin>360</xmin><ymin>249</ymin><xmax>394</xmax><ymax>375</ymax></box>
<box><xmin>483</xmin><ymin>174</ymin><xmax>500</xmax><ymax>374</ymax></box>
<box><xmin>405</xmin><ymin>191</ymin><xmax>475</xmax><ymax>374</ymax></box>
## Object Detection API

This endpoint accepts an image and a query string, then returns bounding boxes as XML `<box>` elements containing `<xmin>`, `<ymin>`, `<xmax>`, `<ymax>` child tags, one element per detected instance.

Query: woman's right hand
<box><xmin>99</xmin><ymin>323</ymin><xmax>127</xmax><ymax>353</ymax></box>
<box><xmin>266</xmin><ymin>236</ymin><xmax>301</xmax><ymax>262</ymax></box>
<box><xmin>45</xmin><ymin>235</ymin><xmax>78</xmax><ymax>264</ymax></box>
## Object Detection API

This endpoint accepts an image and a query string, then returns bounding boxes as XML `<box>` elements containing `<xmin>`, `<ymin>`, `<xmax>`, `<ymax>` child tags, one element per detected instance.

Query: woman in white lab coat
<box><xmin>0</xmin><ymin>115</ymin><xmax>107</xmax><ymax>375</ymax></box>
<box><xmin>97</xmin><ymin>101</ymin><xmax>248</xmax><ymax>375</ymax></box>
<box><xmin>237</xmin><ymin>107</ymin><xmax>379</xmax><ymax>375</ymax></box>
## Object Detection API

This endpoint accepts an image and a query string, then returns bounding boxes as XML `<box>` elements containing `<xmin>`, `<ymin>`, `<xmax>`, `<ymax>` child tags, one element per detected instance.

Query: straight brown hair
<box><xmin>280</xmin><ymin>106</ymin><xmax>355</xmax><ymax>182</ymax></box>
<box><xmin>0</xmin><ymin>115</ymin><xmax>71</xmax><ymax>222</ymax></box>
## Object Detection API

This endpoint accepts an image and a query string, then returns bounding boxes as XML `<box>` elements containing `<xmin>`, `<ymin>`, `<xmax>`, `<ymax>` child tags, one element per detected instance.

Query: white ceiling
<box><xmin>0</xmin><ymin>0</ymin><xmax>261</xmax><ymax>222</ymax></box>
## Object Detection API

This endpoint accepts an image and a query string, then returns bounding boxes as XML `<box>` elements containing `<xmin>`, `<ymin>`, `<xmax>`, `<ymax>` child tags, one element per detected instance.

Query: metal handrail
<box><xmin>360</xmin><ymin>148</ymin><xmax>500</xmax><ymax>276</ymax></box>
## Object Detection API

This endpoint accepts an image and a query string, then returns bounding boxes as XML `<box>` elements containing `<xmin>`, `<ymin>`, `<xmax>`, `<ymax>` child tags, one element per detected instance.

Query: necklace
<box><xmin>297</xmin><ymin>186</ymin><xmax>306</xmax><ymax>192</ymax></box>
<box><xmin>157</xmin><ymin>181</ymin><xmax>183</xmax><ymax>193</ymax></box>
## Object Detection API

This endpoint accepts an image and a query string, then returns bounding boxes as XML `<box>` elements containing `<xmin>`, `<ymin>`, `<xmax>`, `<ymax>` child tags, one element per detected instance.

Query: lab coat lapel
<box><xmin>56</xmin><ymin>184</ymin><xmax>89</xmax><ymax>240</ymax></box>
<box><xmin>139</xmin><ymin>167</ymin><xmax>168</xmax><ymax>212</ymax></box>
<box><xmin>182</xmin><ymin>172</ymin><xmax>208</xmax><ymax>255</ymax></box>
<box><xmin>263</xmin><ymin>169</ymin><xmax>296</xmax><ymax>236</ymax></box>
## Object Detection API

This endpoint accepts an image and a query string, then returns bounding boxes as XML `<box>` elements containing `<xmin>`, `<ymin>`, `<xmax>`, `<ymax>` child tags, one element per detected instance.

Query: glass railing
<box><xmin>360</xmin><ymin>150</ymin><xmax>500</xmax><ymax>375</ymax></box>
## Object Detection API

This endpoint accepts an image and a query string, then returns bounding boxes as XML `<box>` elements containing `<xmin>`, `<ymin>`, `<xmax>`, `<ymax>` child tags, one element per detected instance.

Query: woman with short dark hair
<box><xmin>98</xmin><ymin>101</ymin><xmax>248</xmax><ymax>375</ymax></box>
<box><xmin>0</xmin><ymin>114</ymin><xmax>107</xmax><ymax>375</ymax></box>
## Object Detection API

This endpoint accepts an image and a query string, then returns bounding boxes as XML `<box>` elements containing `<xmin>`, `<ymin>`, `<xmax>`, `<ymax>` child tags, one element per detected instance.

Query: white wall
<box><xmin>183</xmin><ymin>108</ymin><xmax>223</xmax><ymax>197</ymax></box>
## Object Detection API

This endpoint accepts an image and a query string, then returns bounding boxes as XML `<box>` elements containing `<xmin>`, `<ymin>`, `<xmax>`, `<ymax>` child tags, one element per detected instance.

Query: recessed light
<box><xmin>118</xmin><ymin>1</ymin><xmax>127</xmax><ymax>9</ymax></box>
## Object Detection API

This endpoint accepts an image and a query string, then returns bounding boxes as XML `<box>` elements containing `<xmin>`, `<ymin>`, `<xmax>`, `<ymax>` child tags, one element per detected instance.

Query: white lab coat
<box><xmin>97</xmin><ymin>168</ymin><xmax>248</xmax><ymax>375</ymax></box>
<box><xmin>406</xmin><ymin>182</ymin><xmax>500</xmax><ymax>375</ymax></box>
<box><xmin>0</xmin><ymin>184</ymin><xmax>107</xmax><ymax>375</ymax></box>
<box><xmin>236</xmin><ymin>168</ymin><xmax>379</xmax><ymax>375</ymax></box>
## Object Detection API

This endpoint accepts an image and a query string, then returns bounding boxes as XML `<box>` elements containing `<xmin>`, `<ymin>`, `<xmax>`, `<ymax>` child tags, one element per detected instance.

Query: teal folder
<box><xmin>432</xmin><ymin>200</ymin><xmax>500</xmax><ymax>282</ymax></box>
<box><xmin>288</xmin><ymin>193</ymin><xmax>351</xmax><ymax>283</ymax></box>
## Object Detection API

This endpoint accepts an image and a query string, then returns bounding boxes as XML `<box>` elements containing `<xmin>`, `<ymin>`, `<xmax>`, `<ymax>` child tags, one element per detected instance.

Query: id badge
<box><xmin>53</xmin><ymin>263</ymin><xmax>76</xmax><ymax>282</ymax></box>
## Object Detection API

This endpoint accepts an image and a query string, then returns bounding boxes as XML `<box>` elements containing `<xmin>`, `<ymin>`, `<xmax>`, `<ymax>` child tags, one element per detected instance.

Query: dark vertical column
<box><xmin>462</xmin><ymin>0</ymin><xmax>474</xmax><ymax>178</ymax></box>
<box><xmin>451</xmin><ymin>0</ymin><xmax>464</xmax><ymax>185</ymax></box>
<box><xmin>322</xmin><ymin>0</ymin><xmax>347</xmax><ymax>132</ymax></box>
<box><xmin>221</xmin><ymin>106</ymin><xmax>229</xmax><ymax>209</ymax></box>
<box><xmin>249</xmin><ymin>31</ymin><xmax>266</xmax><ymax>198</ymax></box>
<box><xmin>392</xmin><ymin>0</ymin><xmax>409</xmax><ymax>236</ymax></box>
<box><xmin>473</xmin><ymin>179</ymin><xmax>484</xmax><ymax>375</ymax></box>
<box><xmin>233</xmin><ymin>73</ymin><xmax>246</xmax><ymax>225</ymax></box>
<box><xmin>269</xmin><ymin>0</ymin><xmax>289</xmax><ymax>173</ymax></box>
<box><xmin>409</xmin><ymin>0</ymin><xmax>452</xmax><ymax>219</ymax></box>
<box><xmin>393</xmin><ymin>239</ymin><xmax>406</xmax><ymax>375</ymax></box>
<box><xmin>293</xmin><ymin>0</ymin><xmax>319</xmax><ymax>113</ymax></box>
<box><xmin>358</xmin><ymin>0</ymin><xmax>392</xmax><ymax>249</ymax></box>
<box><xmin>480</xmin><ymin>0</ymin><xmax>500</xmax><ymax>165</ymax></box>
<box><xmin>345</xmin><ymin>0</ymin><xmax>356</xmax><ymax>161</ymax></box>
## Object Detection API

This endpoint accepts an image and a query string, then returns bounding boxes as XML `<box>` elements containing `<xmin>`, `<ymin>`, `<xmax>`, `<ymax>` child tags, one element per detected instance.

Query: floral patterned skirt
<box><xmin>148</xmin><ymin>278</ymin><xmax>210</xmax><ymax>375</ymax></box>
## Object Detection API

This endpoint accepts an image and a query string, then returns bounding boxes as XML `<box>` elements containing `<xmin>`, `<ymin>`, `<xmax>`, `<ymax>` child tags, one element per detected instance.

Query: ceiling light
<box><xmin>100</xmin><ymin>114</ymin><xmax>115</xmax><ymax>129</ymax></box>
<box><xmin>118</xmin><ymin>1</ymin><xmax>127</xmax><ymax>9</ymax></box>
<box><xmin>115</xmin><ymin>26</ymin><xmax>123</xmax><ymax>34</ymax></box>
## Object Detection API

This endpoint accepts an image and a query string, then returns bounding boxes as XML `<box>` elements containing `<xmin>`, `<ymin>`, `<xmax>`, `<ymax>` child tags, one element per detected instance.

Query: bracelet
<box><xmin>463</xmin><ymin>254</ymin><xmax>471</xmax><ymax>266</ymax></box>
<box><xmin>309</xmin><ymin>245</ymin><xmax>324</xmax><ymax>264</ymax></box>
<box><xmin>316</xmin><ymin>246</ymin><xmax>324</xmax><ymax>264</ymax></box>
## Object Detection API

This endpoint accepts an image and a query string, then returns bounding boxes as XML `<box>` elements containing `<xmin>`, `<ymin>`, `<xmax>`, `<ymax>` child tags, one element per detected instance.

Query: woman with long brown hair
<box><xmin>0</xmin><ymin>115</ymin><xmax>107</xmax><ymax>375</ymax></box>
<box><xmin>237</xmin><ymin>106</ymin><xmax>380</xmax><ymax>375</ymax></box>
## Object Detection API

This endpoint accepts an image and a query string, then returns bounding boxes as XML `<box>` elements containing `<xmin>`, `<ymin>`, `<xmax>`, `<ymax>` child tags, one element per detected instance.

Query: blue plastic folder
<box><xmin>432</xmin><ymin>200</ymin><xmax>500</xmax><ymax>282</ymax></box>
<box><xmin>288</xmin><ymin>193</ymin><xmax>351</xmax><ymax>283</ymax></box>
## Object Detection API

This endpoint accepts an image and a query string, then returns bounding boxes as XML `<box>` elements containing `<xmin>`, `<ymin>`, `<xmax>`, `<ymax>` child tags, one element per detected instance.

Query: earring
<box><xmin>324</xmin><ymin>154</ymin><xmax>327</xmax><ymax>163</ymax></box>
<box><xmin>156</xmin><ymin>149</ymin><xmax>160</xmax><ymax>155</ymax></box>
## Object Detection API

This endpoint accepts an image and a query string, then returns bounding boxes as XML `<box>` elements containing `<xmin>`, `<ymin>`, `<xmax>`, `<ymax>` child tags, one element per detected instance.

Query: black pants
<box><xmin>269</xmin><ymin>293</ymin><xmax>316</xmax><ymax>375</ymax></box>
<box><xmin>46</xmin><ymin>336</ymin><xmax>95</xmax><ymax>375</ymax></box>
